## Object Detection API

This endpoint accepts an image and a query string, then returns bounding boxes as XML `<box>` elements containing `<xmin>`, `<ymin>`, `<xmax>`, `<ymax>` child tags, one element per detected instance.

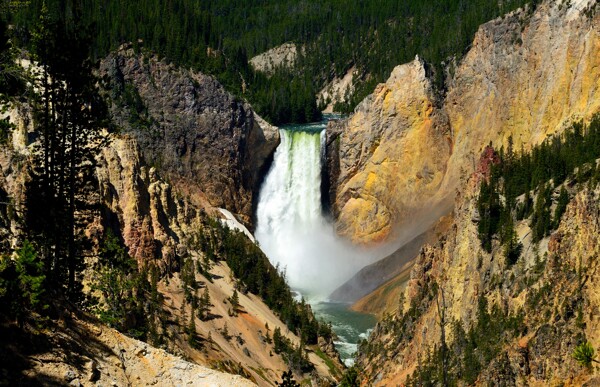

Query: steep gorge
<box><xmin>356</xmin><ymin>152</ymin><xmax>600</xmax><ymax>385</ymax></box>
<box><xmin>327</xmin><ymin>0</ymin><xmax>600</xmax><ymax>384</ymax></box>
<box><xmin>2</xmin><ymin>0</ymin><xmax>600</xmax><ymax>384</ymax></box>
<box><xmin>96</xmin><ymin>134</ymin><xmax>342</xmax><ymax>386</ymax></box>
<box><xmin>0</xmin><ymin>52</ymin><xmax>341</xmax><ymax>385</ymax></box>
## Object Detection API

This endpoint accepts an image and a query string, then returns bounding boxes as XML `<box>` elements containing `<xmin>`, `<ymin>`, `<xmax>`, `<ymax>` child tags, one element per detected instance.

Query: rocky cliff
<box><xmin>96</xmin><ymin>135</ymin><xmax>206</xmax><ymax>270</ymax></box>
<box><xmin>0</xmin><ymin>121</ymin><xmax>339</xmax><ymax>386</ymax></box>
<box><xmin>249</xmin><ymin>43</ymin><xmax>299</xmax><ymax>74</ymax></box>
<box><xmin>356</xmin><ymin>154</ymin><xmax>600</xmax><ymax>385</ymax></box>
<box><xmin>327</xmin><ymin>57</ymin><xmax>452</xmax><ymax>245</ymax></box>
<box><xmin>328</xmin><ymin>0</ymin><xmax>600</xmax><ymax>246</ymax></box>
<box><xmin>84</xmin><ymin>117</ymin><xmax>342</xmax><ymax>385</ymax></box>
<box><xmin>0</xmin><ymin>310</ymin><xmax>256</xmax><ymax>387</ymax></box>
<box><xmin>0</xmin><ymin>102</ymin><xmax>32</xmax><ymax>253</ymax></box>
<box><xmin>100</xmin><ymin>45</ymin><xmax>279</xmax><ymax>226</ymax></box>
<box><xmin>94</xmin><ymin>132</ymin><xmax>342</xmax><ymax>386</ymax></box>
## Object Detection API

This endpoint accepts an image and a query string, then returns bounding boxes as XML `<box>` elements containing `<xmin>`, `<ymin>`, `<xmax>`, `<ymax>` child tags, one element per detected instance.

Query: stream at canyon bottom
<box><xmin>255</xmin><ymin>115</ymin><xmax>377</xmax><ymax>365</ymax></box>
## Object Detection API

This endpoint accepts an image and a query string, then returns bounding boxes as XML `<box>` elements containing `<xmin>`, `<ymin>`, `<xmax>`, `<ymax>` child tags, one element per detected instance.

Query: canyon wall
<box><xmin>328</xmin><ymin>0</ymin><xmax>600</xmax><ymax>245</ymax></box>
<box><xmin>0</xmin><ymin>53</ymin><xmax>340</xmax><ymax>385</ymax></box>
<box><xmin>0</xmin><ymin>115</ymin><xmax>338</xmax><ymax>386</ymax></box>
<box><xmin>100</xmin><ymin>46</ymin><xmax>279</xmax><ymax>226</ymax></box>
<box><xmin>357</xmin><ymin>156</ymin><xmax>600</xmax><ymax>385</ymax></box>
<box><xmin>95</xmin><ymin>135</ymin><xmax>207</xmax><ymax>270</ymax></box>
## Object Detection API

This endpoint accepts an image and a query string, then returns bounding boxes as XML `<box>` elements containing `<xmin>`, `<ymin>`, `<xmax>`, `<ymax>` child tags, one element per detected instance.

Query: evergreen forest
<box><xmin>477</xmin><ymin>115</ymin><xmax>600</xmax><ymax>260</ymax></box>
<box><xmin>8</xmin><ymin>0</ymin><xmax>532</xmax><ymax>124</ymax></box>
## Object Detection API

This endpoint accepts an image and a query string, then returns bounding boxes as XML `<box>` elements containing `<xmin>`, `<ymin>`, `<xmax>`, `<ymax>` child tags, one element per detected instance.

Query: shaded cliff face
<box><xmin>329</xmin><ymin>0</ymin><xmax>600</xmax><ymax>245</ymax></box>
<box><xmin>96</xmin><ymin>135</ymin><xmax>208</xmax><ymax>269</ymax></box>
<box><xmin>0</xmin><ymin>103</ymin><xmax>32</xmax><ymax>252</ymax></box>
<box><xmin>100</xmin><ymin>46</ymin><xmax>279</xmax><ymax>226</ymax></box>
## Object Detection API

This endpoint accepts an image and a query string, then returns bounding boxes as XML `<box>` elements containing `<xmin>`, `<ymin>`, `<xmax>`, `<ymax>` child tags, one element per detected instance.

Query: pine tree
<box><xmin>276</xmin><ymin>370</ymin><xmax>300</xmax><ymax>386</ymax></box>
<box><xmin>530</xmin><ymin>184</ymin><xmax>552</xmax><ymax>242</ymax></box>
<box><xmin>222</xmin><ymin>322</ymin><xmax>230</xmax><ymax>341</ymax></box>
<box><xmin>229</xmin><ymin>289</ymin><xmax>240</xmax><ymax>316</ymax></box>
<box><xmin>573</xmin><ymin>342</ymin><xmax>598</xmax><ymax>368</ymax></box>
<box><xmin>187</xmin><ymin>303</ymin><xmax>198</xmax><ymax>348</ymax></box>
<box><xmin>92</xmin><ymin>231</ymin><xmax>148</xmax><ymax>337</ymax></box>
<box><xmin>553</xmin><ymin>186</ymin><xmax>569</xmax><ymax>228</ymax></box>
<box><xmin>273</xmin><ymin>327</ymin><xmax>284</xmax><ymax>353</ymax></box>
<box><xmin>504</xmin><ymin>228</ymin><xmax>523</xmax><ymax>266</ymax></box>
<box><xmin>9</xmin><ymin>241</ymin><xmax>46</xmax><ymax>327</ymax></box>
<box><xmin>339</xmin><ymin>367</ymin><xmax>360</xmax><ymax>387</ymax></box>
<box><xmin>26</xmin><ymin>2</ymin><xmax>108</xmax><ymax>299</ymax></box>
<box><xmin>477</xmin><ymin>177</ymin><xmax>503</xmax><ymax>252</ymax></box>
<box><xmin>198</xmin><ymin>287</ymin><xmax>211</xmax><ymax>321</ymax></box>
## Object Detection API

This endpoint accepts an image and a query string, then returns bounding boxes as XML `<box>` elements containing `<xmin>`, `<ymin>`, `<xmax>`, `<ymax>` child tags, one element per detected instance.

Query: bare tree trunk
<box><xmin>436</xmin><ymin>286</ymin><xmax>448</xmax><ymax>387</ymax></box>
<box><xmin>67</xmin><ymin>99</ymin><xmax>78</xmax><ymax>297</ymax></box>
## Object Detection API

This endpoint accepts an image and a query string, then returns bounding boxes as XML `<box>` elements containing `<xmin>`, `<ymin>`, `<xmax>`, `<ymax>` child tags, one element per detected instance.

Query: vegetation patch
<box><xmin>11</xmin><ymin>0</ymin><xmax>531</xmax><ymax>123</ymax></box>
<box><xmin>477</xmin><ymin>115</ymin><xmax>600</xmax><ymax>256</ymax></box>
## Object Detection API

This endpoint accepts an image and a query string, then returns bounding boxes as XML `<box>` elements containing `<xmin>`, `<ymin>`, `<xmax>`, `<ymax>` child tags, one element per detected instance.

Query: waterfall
<box><xmin>256</xmin><ymin>129</ymin><xmax>324</xmax><ymax>234</ymax></box>
<box><xmin>256</xmin><ymin>126</ymin><xmax>372</xmax><ymax>298</ymax></box>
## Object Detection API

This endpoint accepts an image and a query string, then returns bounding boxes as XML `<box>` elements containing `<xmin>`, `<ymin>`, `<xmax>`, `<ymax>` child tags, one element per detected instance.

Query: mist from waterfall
<box><xmin>255</xmin><ymin>125</ymin><xmax>377</xmax><ymax>298</ymax></box>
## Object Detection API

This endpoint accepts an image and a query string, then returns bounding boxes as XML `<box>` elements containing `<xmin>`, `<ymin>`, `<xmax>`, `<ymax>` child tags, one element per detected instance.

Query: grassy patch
<box><xmin>313</xmin><ymin>347</ymin><xmax>342</xmax><ymax>378</ymax></box>
<box><xmin>249</xmin><ymin>366</ymin><xmax>272</xmax><ymax>385</ymax></box>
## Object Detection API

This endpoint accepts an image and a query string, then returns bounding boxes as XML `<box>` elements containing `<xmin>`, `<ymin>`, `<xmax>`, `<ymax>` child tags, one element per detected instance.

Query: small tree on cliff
<box><xmin>198</xmin><ymin>287</ymin><xmax>211</xmax><ymax>320</ymax></box>
<box><xmin>0</xmin><ymin>241</ymin><xmax>46</xmax><ymax>327</ymax></box>
<box><xmin>339</xmin><ymin>366</ymin><xmax>360</xmax><ymax>387</ymax></box>
<box><xmin>275</xmin><ymin>370</ymin><xmax>300</xmax><ymax>387</ymax></box>
<box><xmin>229</xmin><ymin>289</ymin><xmax>240</xmax><ymax>316</ymax></box>
<box><xmin>573</xmin><ymin>342</ymin><xmax>599</xmax><ymax>368</ymax></box>
<box><xmin>92</xmin><ymin>231</ymin><xmax>147</xmax><ymax>337</ymax></box>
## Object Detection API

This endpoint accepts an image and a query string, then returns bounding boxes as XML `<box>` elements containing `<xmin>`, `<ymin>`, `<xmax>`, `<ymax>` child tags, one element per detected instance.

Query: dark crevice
<box><xmin>250</xmin><ymin>147</ymin><xmax>276</xmax><ymax>233</ymax></box>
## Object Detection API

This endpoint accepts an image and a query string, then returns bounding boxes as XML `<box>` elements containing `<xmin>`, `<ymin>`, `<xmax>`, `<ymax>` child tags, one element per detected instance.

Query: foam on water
<box><xmin>310</xmin><ymin>300</ymin><xmax>376</xmax><ymax>365</ymax></box>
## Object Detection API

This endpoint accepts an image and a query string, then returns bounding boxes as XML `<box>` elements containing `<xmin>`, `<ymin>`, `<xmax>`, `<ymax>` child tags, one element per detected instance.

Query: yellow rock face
<box><xmin>334</xmin><ymin>1</ymin><xmax>600</xmax><ymax>245</ymax></box>
<box><xmin>358</xmin><ymin>171</ymin><xmax>600</xmax><ymax>386</ymax></box>
<box><xmin>442</xmin><ymin>1</ymin><xmax>600</xmax><ymax>195</ymax></box>
<box><xmin>335</xmin><ymin>58</ymin><xmax>451</xmax><ymax>244</ymax></box>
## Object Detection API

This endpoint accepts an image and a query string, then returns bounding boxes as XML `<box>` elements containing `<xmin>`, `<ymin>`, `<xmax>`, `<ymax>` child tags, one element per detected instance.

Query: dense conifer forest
<box><xmin>8</xmin><ymin>0</ymin><xmax>532</xmax><ymax>124</ymax></box>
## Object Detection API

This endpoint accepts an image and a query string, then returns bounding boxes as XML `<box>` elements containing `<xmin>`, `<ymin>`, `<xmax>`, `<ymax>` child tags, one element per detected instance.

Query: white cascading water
<box><xmin>256</xmin><ymin>127</ymin><xmax>374</xmax><ymax>298</ymax></box>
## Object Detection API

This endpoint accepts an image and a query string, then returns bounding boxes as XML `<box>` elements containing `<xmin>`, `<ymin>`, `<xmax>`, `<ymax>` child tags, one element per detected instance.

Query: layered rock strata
<box><xmin>357</xmin><ymin>159</ymin><xmax>600</xmax><ymax>385</ymax></box>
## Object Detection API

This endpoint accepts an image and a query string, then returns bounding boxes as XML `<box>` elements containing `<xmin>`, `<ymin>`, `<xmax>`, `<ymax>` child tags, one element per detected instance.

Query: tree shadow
<box><xmin>205</xmin><ymin>312</ymin><xmax>223</xmax><ymax>321</ymax></box>
<box><xmin>0</xmin><ymin>310</ymin><xmax>126</xmax><ymax>386</ymax></box>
